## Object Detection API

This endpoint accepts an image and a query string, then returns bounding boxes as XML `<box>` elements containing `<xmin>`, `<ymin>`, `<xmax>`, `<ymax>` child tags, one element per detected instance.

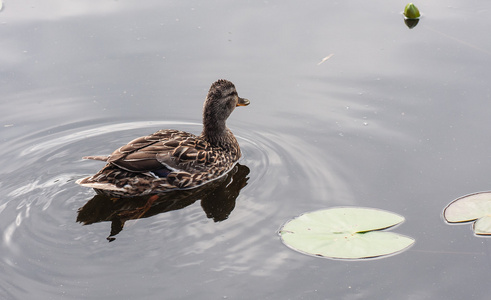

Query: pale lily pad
<box><xmin>444</xmin><ymin>192</ymin><xmax>491</xmax><ymax>235</ymax></box>
<box><xmin>444</xmin><ymin>192</ymin><xmax>491</xmax><ymax>222</ymax></box>
<box><xmin>474</xmin><ymin>215</ymin><xmax>491</xmax><ymax>235</ymax></box>
<box><xmin>279</xmin><ymin>207</ymin><xmax>414</xmax><ymax>259</ymax></box>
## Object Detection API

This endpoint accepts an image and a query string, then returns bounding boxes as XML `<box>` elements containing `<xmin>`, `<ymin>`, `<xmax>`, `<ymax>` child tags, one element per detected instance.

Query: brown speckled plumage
<box><xmin>76</xmin><ymin>79</ymin><xmax>250</xmax><ymax>197</ymax></box>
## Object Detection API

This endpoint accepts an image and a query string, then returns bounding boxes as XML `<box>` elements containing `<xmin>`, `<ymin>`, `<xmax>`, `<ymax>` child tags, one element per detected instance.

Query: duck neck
<box><xmin>201</xmin><ymin>120</ymin><xmax>231</xmax><ymax>147</ymax></box>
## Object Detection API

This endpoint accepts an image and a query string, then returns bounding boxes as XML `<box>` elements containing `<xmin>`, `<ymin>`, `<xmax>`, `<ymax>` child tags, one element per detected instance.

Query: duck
<box><xmin>76</xmin><ymin>79</ymin><xmax>250</xmax><ymax>197</ymax></box>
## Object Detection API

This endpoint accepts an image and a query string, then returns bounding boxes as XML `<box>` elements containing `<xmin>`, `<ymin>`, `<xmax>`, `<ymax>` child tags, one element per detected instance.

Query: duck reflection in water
<box><xmin>77</xmin><ymin>163</ymin><xmax>249</xmax><ymax>242</ymax></box>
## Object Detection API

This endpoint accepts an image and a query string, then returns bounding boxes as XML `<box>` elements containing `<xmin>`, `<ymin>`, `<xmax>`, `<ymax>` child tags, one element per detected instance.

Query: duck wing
<box><xmin>106</xmin><ymin>129</ymin><xmax>213</xmax><ymax>175</ymax></box>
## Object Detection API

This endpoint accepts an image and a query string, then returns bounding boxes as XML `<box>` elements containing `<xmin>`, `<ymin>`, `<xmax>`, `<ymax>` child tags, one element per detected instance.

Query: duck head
<box><xmin>201</xmin><ymin>79</ymin><xmax>249</xmax><ymax>140</ymax></box>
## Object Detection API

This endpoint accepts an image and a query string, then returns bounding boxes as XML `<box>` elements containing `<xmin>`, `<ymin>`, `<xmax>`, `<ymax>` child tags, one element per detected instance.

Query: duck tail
<box><xmin>82</xmin><ymin>155</ymin><xmax>109</xmax><ymax>162</ymax></box>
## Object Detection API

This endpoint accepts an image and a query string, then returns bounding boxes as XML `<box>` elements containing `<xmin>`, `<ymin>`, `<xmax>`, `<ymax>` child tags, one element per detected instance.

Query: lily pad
<box><xmin>444</xmin><ymin>192</ymin><xmax>491</xmax><ymax>235</ymax></box>
<box><xmin>279</xmin><ymin>207</ymin><xmax>414</xmax><ymax>259</ymax></box>
<box><xmin>474</xmin><ymin>215</ymin><xmax>491</xmax><ymax>235</ymax></box>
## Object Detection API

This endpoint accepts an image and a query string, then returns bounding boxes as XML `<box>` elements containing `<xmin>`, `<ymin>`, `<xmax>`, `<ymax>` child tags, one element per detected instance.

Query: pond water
<box><xmin>2</xmin><ymin>0</ymin><xmax>491</xmax><ymax>299</ymax></box>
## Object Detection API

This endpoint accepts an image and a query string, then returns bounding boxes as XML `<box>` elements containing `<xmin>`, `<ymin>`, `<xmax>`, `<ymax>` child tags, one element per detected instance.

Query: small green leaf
<box><xmin>404</xmin><ymin>3</ymin><xmax>421</xmax><ymax>19</ymax></box>
<box><xmin>279</xmin><ymin>207</ymin><xmax>414</xmax><ymax>259</ymax></box>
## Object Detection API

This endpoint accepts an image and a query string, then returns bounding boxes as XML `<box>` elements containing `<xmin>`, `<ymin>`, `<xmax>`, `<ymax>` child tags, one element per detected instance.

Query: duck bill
<box><xmin>237</xmin><ymin>97</ymin><xmax>250</xmax><ymax>107</ymax></box>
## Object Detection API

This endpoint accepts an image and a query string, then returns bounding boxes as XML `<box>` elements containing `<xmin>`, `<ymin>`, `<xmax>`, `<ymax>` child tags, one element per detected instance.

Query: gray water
<box><xmin>2</xmin><ymin>1</ymin><xmax>491</xmax><ymax>299</ymax></box>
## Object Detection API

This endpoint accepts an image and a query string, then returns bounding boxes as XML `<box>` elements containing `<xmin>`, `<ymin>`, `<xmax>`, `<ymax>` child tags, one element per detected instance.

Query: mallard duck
<box><xmin>76</xmin><ymin>79</ymin><xmax>250</xmax><ymax>197</ymax></box>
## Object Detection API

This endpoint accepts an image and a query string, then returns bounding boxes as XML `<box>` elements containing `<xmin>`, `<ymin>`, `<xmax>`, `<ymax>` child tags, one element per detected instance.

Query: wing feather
<box><xmin>102</xmin><ymin>129</ymin><xmax>215</xmax><ymax>174</ymax></box>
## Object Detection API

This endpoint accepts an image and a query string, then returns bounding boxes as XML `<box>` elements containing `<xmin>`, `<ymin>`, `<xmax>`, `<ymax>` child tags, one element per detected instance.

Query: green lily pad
<box><xmin>444</xmin><ymin>192</ymin><xmax>491</xmax><ymax>235</ymax></box>
<box><xmin>404</xmin><ymin>3</ymin><xmax>421</xmax><ymax>19</ymax></box>
<box><xmin>279</xmin><ymin>207</ymin><xmax>414</xmax><ymax>259</ymax></box>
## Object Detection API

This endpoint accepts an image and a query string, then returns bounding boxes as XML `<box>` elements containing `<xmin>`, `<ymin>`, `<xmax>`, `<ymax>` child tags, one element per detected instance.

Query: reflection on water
<box><xmin>404</xmin><ymin>18</ymin><xmax>420</xmax><ymax>29</ymax></box>
<box><xmin>77</xmin><ymin>164</ymin><xmax>250</xmax><ymax>241</ymax></box>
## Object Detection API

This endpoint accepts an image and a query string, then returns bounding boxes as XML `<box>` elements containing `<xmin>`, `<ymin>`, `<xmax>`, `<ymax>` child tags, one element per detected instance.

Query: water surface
<box><xmin>2</xmin><ymin>1</ymin><xmax>491</xmax><ymax>299</ymax></box>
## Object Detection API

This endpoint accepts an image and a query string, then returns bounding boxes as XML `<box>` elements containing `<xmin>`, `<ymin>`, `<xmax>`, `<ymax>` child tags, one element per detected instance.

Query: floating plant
<box><xmin>404</xmin><ymin>3</ymin><xmax>421</xmax><ymax>19</ymax></box>
<box><xmin>444</xmin><ymin>192</ymin><xmax>491</xmax><ymax>235</ymax></box>
<box><xmin>403</xmin><ymin>3</ymin><xmax>421</xmax><ymax>29</ymax></box>
<box><xmin>279</xmin><ymin>207</ymin><xmax>414</xmax><ymax>259</ymax></box>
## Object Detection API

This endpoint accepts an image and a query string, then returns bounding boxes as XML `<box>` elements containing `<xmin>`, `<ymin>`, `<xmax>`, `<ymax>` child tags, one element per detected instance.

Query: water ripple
<box><xmin>0</xmin><ymin>119</ymin><xmax>349</xmax><ymax>298</ymax></box>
